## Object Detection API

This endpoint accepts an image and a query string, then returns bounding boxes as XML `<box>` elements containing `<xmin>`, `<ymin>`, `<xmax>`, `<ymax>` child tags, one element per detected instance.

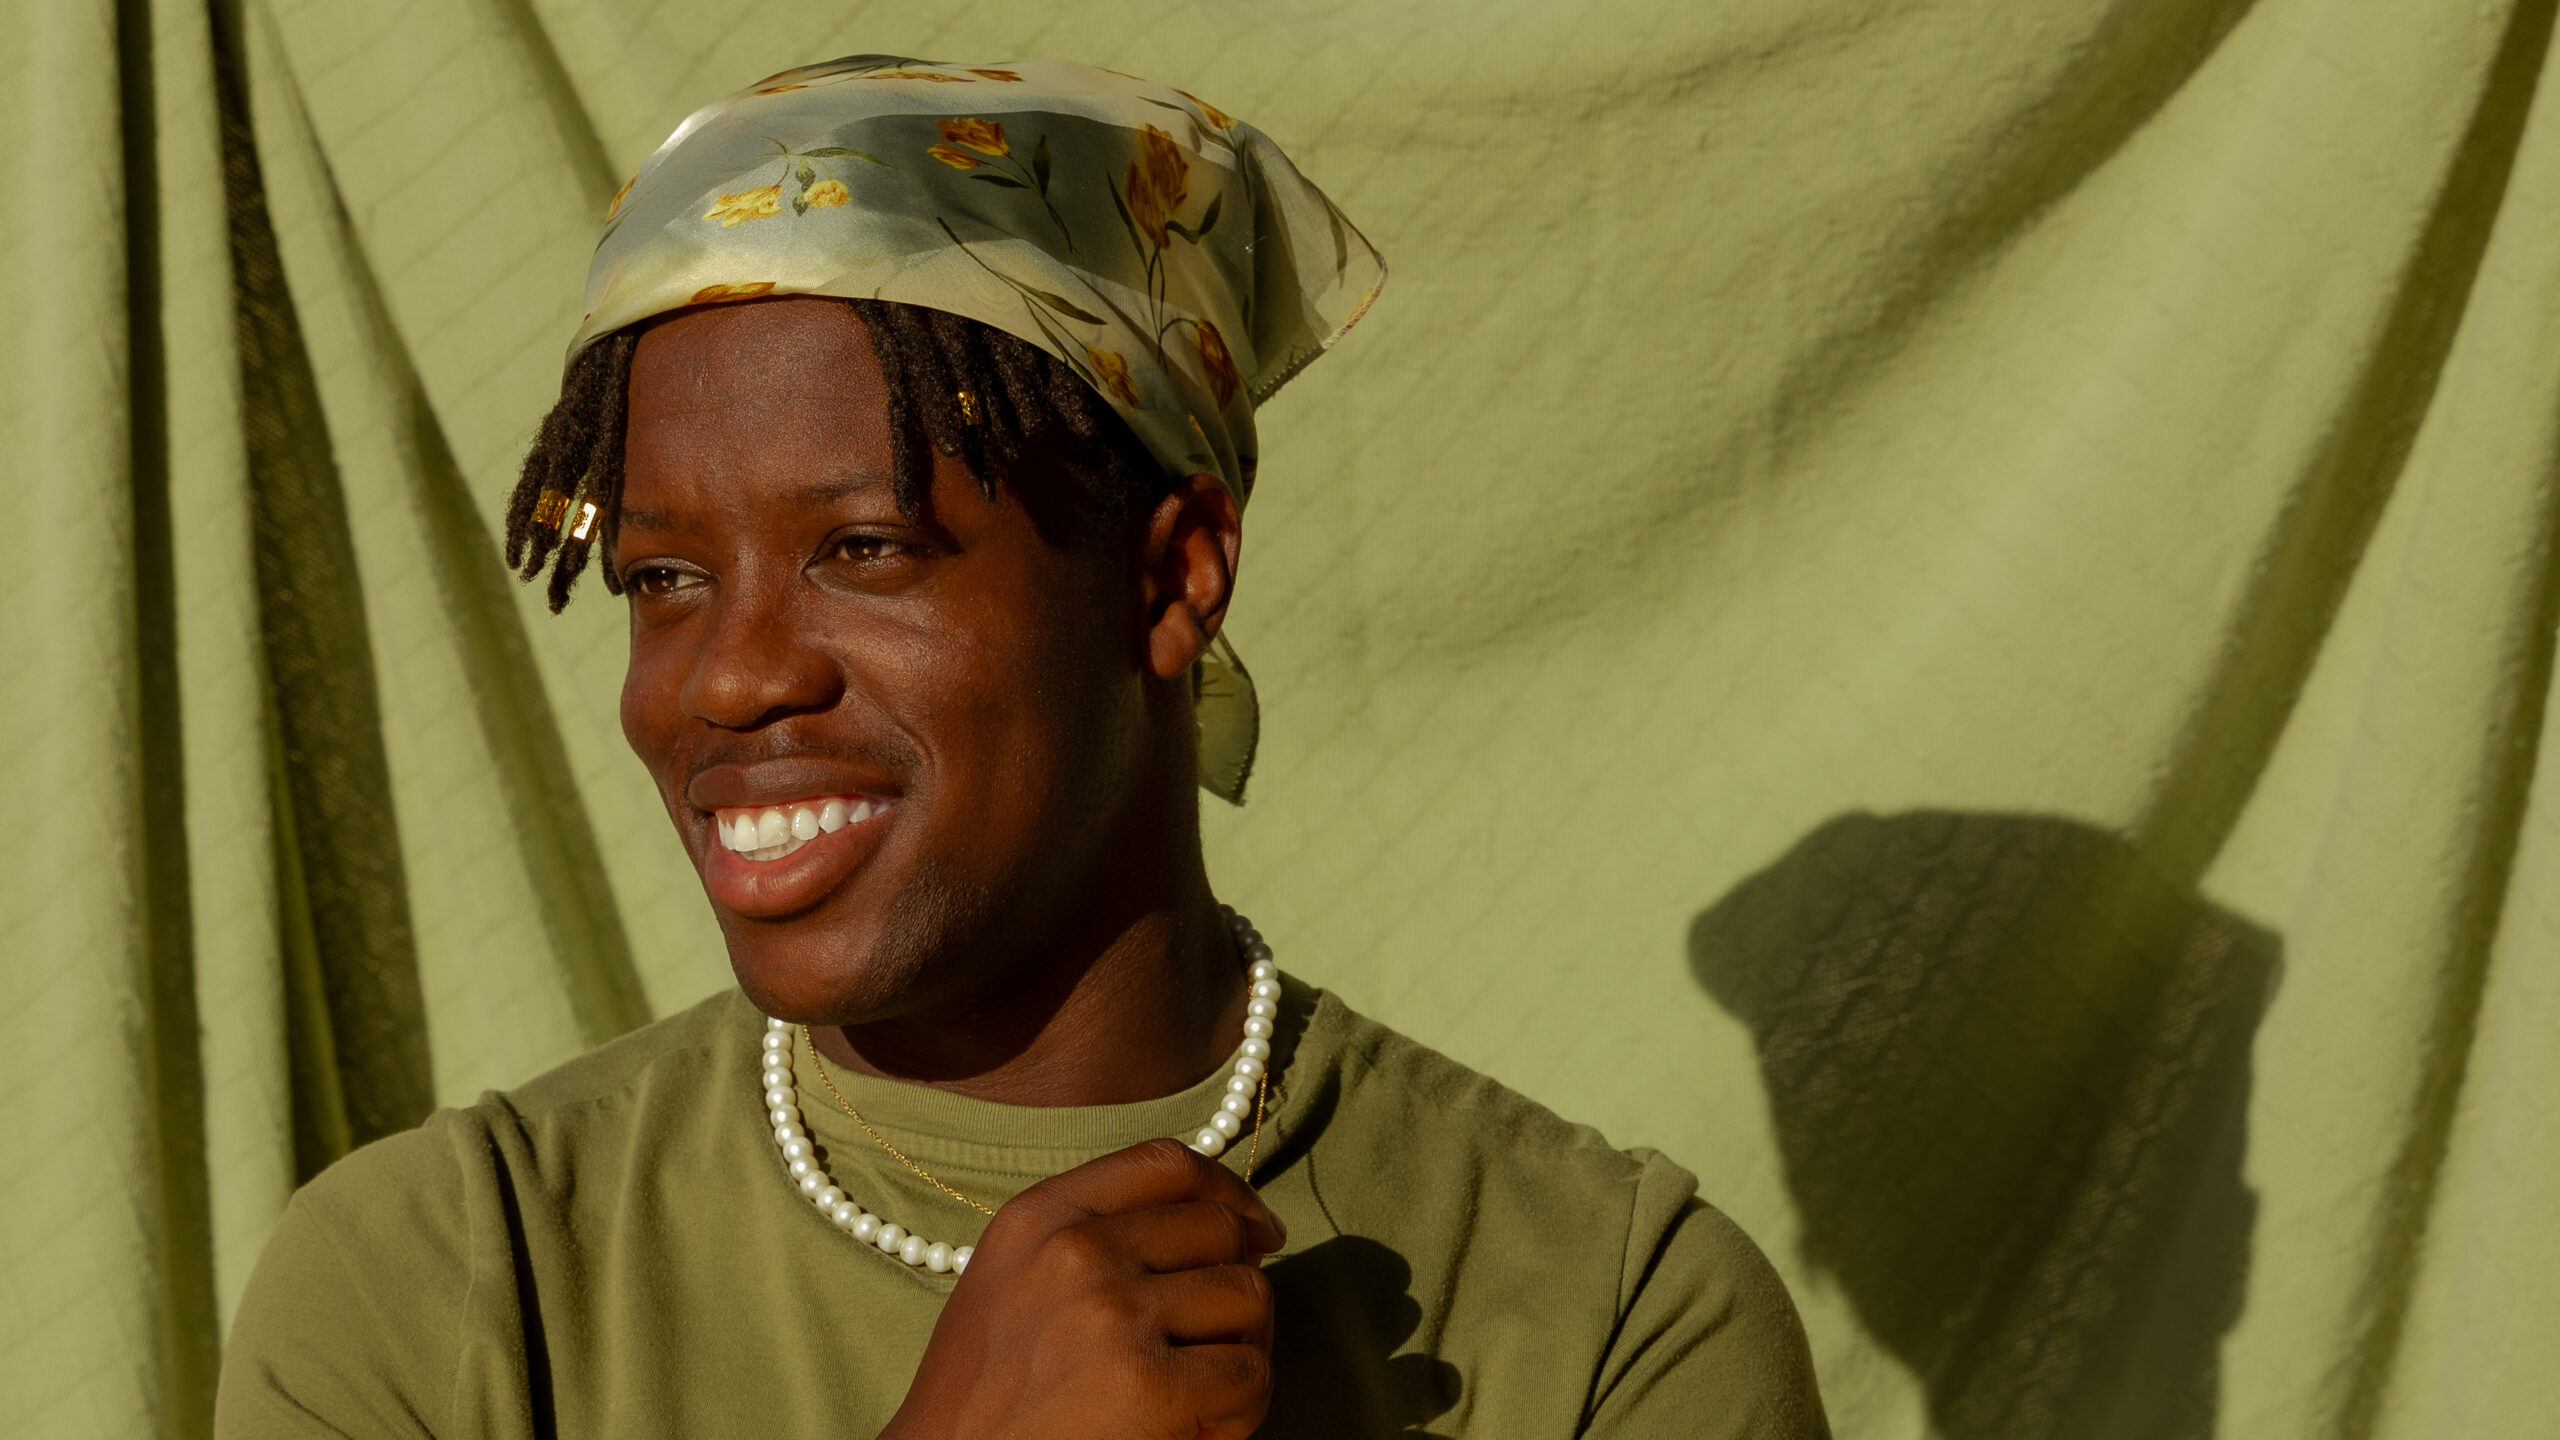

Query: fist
<box><xmin>880</xmin><ymin>1137</ymin><xmax>1287</xmax><ymax>1440</ymax></box>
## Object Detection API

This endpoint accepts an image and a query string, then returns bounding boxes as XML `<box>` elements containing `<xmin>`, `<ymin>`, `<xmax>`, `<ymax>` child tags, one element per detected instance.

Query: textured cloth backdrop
<box><xmin>5</xmin><ymin>2</ymin><xmax>2557</xmax><ymax>1438</ymax></box>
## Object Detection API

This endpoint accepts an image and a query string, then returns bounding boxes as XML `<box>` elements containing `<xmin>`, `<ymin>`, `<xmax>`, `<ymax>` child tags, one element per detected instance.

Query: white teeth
<box><xmin>714</xmin><ymin>795</ymin><xmax>887</xmax><ymax>858</ymax></box>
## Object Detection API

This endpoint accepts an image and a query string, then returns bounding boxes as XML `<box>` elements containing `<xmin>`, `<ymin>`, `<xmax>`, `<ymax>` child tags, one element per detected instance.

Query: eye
<box><xmin>624</xmin><ymin>563</ymin><xmax>705</xmax><ymax>597</ymax></box>
<box><xmin>829</xmin><ymin>534</ymin><xmax>912</xmax><ymax>565</ymax></box>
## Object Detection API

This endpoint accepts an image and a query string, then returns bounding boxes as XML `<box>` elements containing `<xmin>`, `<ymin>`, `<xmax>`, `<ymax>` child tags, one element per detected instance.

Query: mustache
<box><xmin>681</xmin><ymin>732</ymin><xmax>922</xmax><ymax>790</ymax></box>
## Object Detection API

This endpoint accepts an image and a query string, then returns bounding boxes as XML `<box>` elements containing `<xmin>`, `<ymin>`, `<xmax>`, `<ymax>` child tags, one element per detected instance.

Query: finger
<box><xmin>1081</xmin><ymin>1200</ymin><xmax>1264</xmax><ymax>1272</ymax></box>
<box><xmin>1029</xmin><ymin>1138</ymin><xmax>1286</xmax><ymax>1254</ymax></box>
<box><xmin>1147</xmin><ymin>1262</ymin><xmax>1275</xmax><ymax>1348</ymax></box>
<box><xmin>1163</xmin><ymin>1341</ymin><xmax>1274</xmax><ymax>1440</ymax></box>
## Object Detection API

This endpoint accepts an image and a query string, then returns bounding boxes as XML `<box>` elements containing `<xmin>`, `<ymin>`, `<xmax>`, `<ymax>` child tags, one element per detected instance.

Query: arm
<box><xmin>1583</xmin><ymin>1166</ymin><xmax>1830</xmax><ymax>1439</ymax></box>
<box><xmin>215</xmin><ymin>1119</ymin><xmax>536</xmax><ymax>1440</ymax></box>
<box><xmin>216</xmin><ymin>1196</ymin><xmax>429</xmax><ymax>1439</ymax></box>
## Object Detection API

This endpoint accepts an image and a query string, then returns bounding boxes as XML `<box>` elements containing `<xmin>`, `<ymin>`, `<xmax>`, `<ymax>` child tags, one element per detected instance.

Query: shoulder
<box><xmin>307</xmin><ymin>987</ymin><xmax>749</xmax><ymax>1197</ymax></box>
<box><xmin>1299</xmin><ymin>985</ymin><xmax>1694</xmax><ymax>1251</ymax></box>
<box><xmin>1302</xmin><ymin>983</ymin><xmax>1792</xmax><ymax>1274</ymax></box>
<box><xmin>265</xmin><ymin>987</ymin><xmax>753</xmax><ymax>1284</ymax></box>
<box><xmin>1282</xmin><ymin>986</ymin><xmax>1826</xmax><ymax>1434</ymax></box>
<box><xmin>218</xmin><ymin>990</ymin><xmax>758</xmax><ymax>1435</ymax></box>
<box><xmin>491</xmin><ymin>984</ymin><xmax>751</xmax><ymax>1127</ymax></box>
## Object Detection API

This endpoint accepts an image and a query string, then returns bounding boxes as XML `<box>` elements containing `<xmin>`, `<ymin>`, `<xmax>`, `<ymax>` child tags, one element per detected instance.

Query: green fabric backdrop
<box><xmin>7</xmin><ymin>1</ymin><xmax>2557</xmax><ymax>1436</ymax></box>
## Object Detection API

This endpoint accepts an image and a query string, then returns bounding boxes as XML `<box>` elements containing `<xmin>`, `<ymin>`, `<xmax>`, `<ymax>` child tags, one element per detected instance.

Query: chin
<box><xmin>717</xmin><ymin>860</ymin><xmax>1009</xmax><ymax>1026</ymax></box>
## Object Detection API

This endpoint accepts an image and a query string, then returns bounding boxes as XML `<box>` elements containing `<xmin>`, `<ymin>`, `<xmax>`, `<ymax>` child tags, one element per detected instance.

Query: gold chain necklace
<box><xmin>803</xmin><ymin>1027</ymin><xmax>998</xmax><ymax>1215</ymax></box>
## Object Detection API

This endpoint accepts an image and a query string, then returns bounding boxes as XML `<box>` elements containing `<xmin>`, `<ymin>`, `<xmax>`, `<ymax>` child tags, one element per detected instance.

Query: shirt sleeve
<box><xmin>1583</xmin><ymin>1156</ymin><xmax>1831</xmax><ymax>1439</ymax></box>
<box><xmin>215</xmin><ymin>1112</ymin><xmax>540</xmax><ymax>1440</ymax></box>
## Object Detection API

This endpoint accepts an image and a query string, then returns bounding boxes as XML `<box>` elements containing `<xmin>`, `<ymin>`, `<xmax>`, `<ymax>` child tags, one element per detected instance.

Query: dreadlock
<box><xmin>504</xmin><ymin>298</ymin><xmax>1170</xmax><ymax>612</ymax></box>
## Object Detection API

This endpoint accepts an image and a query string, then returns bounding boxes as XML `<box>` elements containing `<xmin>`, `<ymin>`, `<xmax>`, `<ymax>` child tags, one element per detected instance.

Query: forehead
<box><xmin>628</xmin><ymin>295</ymin><xmax>883</xmax><ymax>425</ymax></box>
<box><xmin>621</xmin><ymin>297</ymin><xmax>894</xmax><ymax>512</ymax></box>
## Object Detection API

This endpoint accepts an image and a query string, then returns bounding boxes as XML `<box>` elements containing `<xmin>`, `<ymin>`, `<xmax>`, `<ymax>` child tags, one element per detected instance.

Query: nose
<box><xmin>679</xmin><ymin>581</ymin><xmax>844</xmax><ymax>730</ymax></box>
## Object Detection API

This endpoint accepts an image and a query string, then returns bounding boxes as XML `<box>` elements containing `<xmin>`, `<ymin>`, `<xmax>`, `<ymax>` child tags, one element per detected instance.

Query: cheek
<box><xmin>619</xmin><ymin>629</ymin><xmax>692</xmax><ymax>784</ymax></box>
<box><xmin>871</xmin><ymin>585</ymin><xmax>1129</xmax><ymax>811</ymax></box>
<box><xmin>866</xmin><ymin>616</ymin><xmax>1036</xmax><ymax>781</ymax></box>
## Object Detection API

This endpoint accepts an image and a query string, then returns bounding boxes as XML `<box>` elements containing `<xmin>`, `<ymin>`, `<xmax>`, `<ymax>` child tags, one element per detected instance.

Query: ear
<box><xmin>1138</xmin><ymin>473</ymin><xmax>1241</xmax><ymax>681</ymax></box>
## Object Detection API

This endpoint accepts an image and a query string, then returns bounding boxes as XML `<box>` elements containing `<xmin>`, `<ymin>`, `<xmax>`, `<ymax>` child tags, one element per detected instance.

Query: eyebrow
<box><xmin>619</xmin><ymin>475</ymin><xmax>887</xmax><ymax>533</ymax></box>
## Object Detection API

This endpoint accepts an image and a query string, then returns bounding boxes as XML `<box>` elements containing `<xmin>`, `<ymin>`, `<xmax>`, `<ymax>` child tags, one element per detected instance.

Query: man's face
<box><xmin>613</xmin><ymin>298</ymin><xmax>1153</xmax><ymax>1023</ymax></box>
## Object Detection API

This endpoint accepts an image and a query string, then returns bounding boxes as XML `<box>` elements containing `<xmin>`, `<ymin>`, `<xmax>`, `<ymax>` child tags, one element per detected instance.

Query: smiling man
<box><xmin>215</xmin><ymin>58</ymin><xmax>1828</xmax><ymax>1439</ymax></box>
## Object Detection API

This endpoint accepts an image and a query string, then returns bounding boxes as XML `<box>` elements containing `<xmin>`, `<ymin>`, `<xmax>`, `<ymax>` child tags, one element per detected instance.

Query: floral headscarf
<box><xmin>568</xmin><ymin>55</ymin><xmax>1387</xmax><ymax>802</ymax></box>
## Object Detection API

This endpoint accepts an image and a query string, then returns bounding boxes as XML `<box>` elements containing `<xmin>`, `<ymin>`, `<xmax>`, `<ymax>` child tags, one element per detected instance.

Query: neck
<box><xmin>809</xmin><ymin>857</ymin><xmax>1251</xmax><ymax>1109</ymax></box>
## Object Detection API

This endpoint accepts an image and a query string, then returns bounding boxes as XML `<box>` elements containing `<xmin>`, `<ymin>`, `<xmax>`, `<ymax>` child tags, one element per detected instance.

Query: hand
<box><xmin>879</xmin><ymin>1137</ymin><xmax>1287</xmax><ymax>1440</ymax></box>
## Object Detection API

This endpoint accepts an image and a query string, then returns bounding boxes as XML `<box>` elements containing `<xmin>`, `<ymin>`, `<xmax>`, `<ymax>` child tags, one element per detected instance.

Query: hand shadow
<box><xmin>1692</xmin><ymin>811</ymin><xmax>2278</xmax><ymax>1440</ymax></box>
<box><xmin>1261</xmin><ymin>1235</ymin><xmax>1461</xmax><ymax>1439</ymax></box>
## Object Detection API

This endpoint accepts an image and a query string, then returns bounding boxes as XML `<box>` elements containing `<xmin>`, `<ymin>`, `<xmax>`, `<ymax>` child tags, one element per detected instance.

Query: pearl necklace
<box><xmin>758</xmin><ymin>908</ymin><xmax>1285</xmax><ymax>1275</ymax></box>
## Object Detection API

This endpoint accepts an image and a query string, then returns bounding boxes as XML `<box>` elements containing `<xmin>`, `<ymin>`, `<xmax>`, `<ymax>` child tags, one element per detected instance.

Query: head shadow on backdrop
<box><xmin>1691</xmin><ymin>809</ymin><xmax>2280</xmax><ymax>1440</ymax></box>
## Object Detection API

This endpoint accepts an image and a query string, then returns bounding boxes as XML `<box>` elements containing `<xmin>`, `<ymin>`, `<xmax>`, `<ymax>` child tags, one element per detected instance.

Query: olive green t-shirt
<box><xmin>216</xmin><ymin>977</ymin><xmax>1827</xmax><ymax>1437</ymax></box>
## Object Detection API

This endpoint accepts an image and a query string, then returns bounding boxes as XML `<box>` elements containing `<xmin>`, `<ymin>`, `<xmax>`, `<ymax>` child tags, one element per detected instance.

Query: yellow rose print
<box><xmin>1195</xmin><ymin>320</ymin><xmax>1241</xmax><ymax>408</ymax></box>
<box><xmin>967</xmin><ymin>68</ymin><xmax>1024</xmax><ymax>82</ymax></box>
<box><xmin>1104</xmin><ymin>124</ymin><xmax>1219</xmax><ymax>380</ymax></box>
<box><xmin>803</xmin><ymin>179</ymin><xmax>850</xmax><ymax>208</ymax></box>
<box><xmin>928</xmin><ymin>145</ymin><xmax>982</xmax><ymax>170</ymax></box>
<box><xmin>704</xmin><ymin>184</ymin><xmax>781</xmax><ymax>225</ymax></box>
<box><xmin>1138</xmin><ymin>125</ymin><xmax>1189</xmax><ymax>217</ymax></box>
<box><xmin>937</xmin><ymin>117</ymin><xmax>1010</xmax><ymax>156</ymax></box>
<box><xmin>1124</xmin><ymin>124</ymin><xmax>1193</xmax><ymax>249</ymax></box>
<box><xmin>1125</xmin><ymin>162</ymin><xmax>1168</xmax><ymax>248</ymax></box>
<box><xmin>688</xmin><ymin>281</ymin><xmax>777</xmax><ymax>304</ymax></box>
<box><xmin>1175</xmin><ymin>89</ymin><xmax>1236</xmax><ymax>130</ymax></box>
<box><xmin>1086</xmin><ymin>346</ymin><xmax>1140</xmax><ymax>406</ymax></box>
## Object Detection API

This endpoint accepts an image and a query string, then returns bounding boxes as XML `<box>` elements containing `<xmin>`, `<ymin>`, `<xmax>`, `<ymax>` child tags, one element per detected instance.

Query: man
<box><xmin>216</xmin><ymin>56</ymin><xmax>1828</xmax><ymax>1438</ymax></box>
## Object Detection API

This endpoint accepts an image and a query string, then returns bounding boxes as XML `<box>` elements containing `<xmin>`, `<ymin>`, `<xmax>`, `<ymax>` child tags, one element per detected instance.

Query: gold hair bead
<box><xmin>570</xmin><ymin>501</ymin><xmax>600</xmax><ymax>540</ymax></box>
<box><xmin>532</xmin><ymin>489</ymin><xmax>571</xmax><ymax>527</ymax></box>
<box><xmin>956</xmin><ymin>388</ymin><xmax>979</xmax><ymax>426</ymax></box>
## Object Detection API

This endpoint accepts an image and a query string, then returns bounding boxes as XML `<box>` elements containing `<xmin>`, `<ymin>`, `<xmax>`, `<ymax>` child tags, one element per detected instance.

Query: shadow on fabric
<box><xmin>1691</xmin><ymin>811</ymin><xmax>2278</xmax><ymax>1440</ymax></box>
<box><xmin>213</xmin><ymin>6</ymin><xmax>436</xmax><ymax>1175</ymax></box>
<box><xmin>1262</xmin><ymin>1235</ymin><xmax>1460</xmax><ymax>1439</ymax></box>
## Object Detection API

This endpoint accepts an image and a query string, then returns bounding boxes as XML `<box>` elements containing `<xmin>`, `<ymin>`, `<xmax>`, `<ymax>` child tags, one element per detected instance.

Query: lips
<box><xmin>697</xmin><ymin>788</ymin><xmax>899</xmax><ymax>920</ymax></box>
